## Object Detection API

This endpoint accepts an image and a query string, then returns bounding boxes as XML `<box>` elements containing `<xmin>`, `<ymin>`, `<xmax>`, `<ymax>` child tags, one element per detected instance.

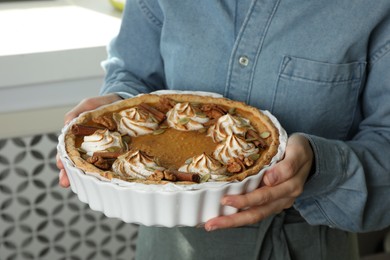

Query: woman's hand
<box><xmin>56</xmin><ymin>94</ymin><xmax>123</xmax><ymax>188</ymax></box>
<box><xmin>204</xmin><ymin>134</ymin><xmax>314</xmax><ymax>231</ymax></box>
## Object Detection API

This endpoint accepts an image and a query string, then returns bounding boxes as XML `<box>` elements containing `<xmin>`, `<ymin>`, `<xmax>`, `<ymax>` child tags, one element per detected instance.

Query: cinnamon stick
<box><xmin>92</xmin><ymin>115</ymin><xmax>117</xmax><ymax>131</ymax></box>
<box><xmin>164</xmin><ymin>170</ymin><xmax>201</xmax><ymax>183</ymax></box>
<box><xmin>87</xmin><ymin>156</ymin><xmax>115</xmax><ymax>170</ymax></box>
<box><xmin>159</xmin><ymin>97</ymin><xmax>176</xmax><ymax>112</ymax></box>
<box><xmin>138</xmin><ymin>103</ymin><xmax>166</xmax><ymax>123</ymax></box>
<box><xmin>200</xmin><ymin>104</ymin><xmax>228</xmax><ymax>119</ymax></box>
<box><xmin>92</xmin><ymin>151</ymin><xmax>123</xmax><ymax>159</ymax></box>
<box><xmin>71</xmin><ymin>124</ymin><xmax>103</xmax><ymax>136</ymax></box>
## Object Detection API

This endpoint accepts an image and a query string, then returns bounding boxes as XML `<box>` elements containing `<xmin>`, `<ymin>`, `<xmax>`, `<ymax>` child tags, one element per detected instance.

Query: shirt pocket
<box><xmin>271</xmin><ymin>56</ymin><xmax>366</xmax><ymax>139</ymax></box>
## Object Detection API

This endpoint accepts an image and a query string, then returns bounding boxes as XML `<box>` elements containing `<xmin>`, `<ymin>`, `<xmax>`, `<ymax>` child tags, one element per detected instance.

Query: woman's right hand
<box><xmin>56</xmin><ymin>94</ymin><xmax>123</xmax><ymax>188</ymax></box>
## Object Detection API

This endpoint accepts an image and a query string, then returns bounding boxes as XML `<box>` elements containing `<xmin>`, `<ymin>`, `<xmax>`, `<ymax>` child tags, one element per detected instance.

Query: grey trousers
<box><xmin>135</xmin><ymin>210</ymin><xmax>359</xmax><ymax>260</ymax></box>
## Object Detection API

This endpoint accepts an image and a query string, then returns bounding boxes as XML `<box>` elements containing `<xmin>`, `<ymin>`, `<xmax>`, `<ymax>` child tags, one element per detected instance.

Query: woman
<box><xmin>58</xmin><ymin>1</ymin><xmax>390</xmax><ymax>259</ymax></box>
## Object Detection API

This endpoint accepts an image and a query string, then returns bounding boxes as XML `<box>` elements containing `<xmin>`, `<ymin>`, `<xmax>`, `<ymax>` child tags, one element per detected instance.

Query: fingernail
<box><xmin>205</xmin><ymin>225</ymin><xmax>217</xmax><ymax>232</ymax></box>
<box><xmin>264</xmin><ymin>172</ymin><xmax>276</xmax><ymax>186</ymax></box>
<box><xmin>221</xmin><ymin>198</ymin><xmax>232</xmax><ymax>206</ymax></box>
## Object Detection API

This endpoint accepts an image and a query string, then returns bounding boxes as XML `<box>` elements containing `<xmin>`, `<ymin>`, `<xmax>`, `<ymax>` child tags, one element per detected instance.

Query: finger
<box><xmin>56</xmin><ymin>153</ymin><xmax>64</xmax><ymax>169</ymax></box>
<box><xmin>59</xmin><ymin>170</ymin><xmax>70</xmax><ymax>188</ymax></box>
<box><xmin>205</xmin><ymin>197</ymin><xmax>293</xmax><ymax>231</ymax></box>
<box><xmin>262</xmin><ymin>161</ymin><xmax>296</xmax><ymax>187</ymax></box>
<box><xmin>222</xmin><ymin>177</ymin><xmax>304</xmax><ymax>210</ymax></box>
<box><xmin>65</xmin><ymin>109</ymin><xmax>81</xmax><ymax>125</ymax></box>
<box><xmin>64</xmin><ymin>94</ymin><xmax>122</xmax><ymax>124</ymax></box>
<box><xmin>222</xmin><ymin>186</ymin><xmax>272</xmax><ymax>209</ymax></box>
<box><xmin>263</xmin><ymin>137</ymin><xmax>313</xmax><ymax>186</ymax></box>
<box><xmin>262</xmin><ymin>157</ymin><xmax>305</xmax><ymax>186</ymax></box>
<box><xmin>64</xmin><ymin>99</ymin><xmax>92</xmax><ymax>124</ymax></box>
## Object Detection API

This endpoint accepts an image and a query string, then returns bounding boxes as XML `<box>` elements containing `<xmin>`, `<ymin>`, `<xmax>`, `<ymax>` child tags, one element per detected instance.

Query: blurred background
<box><xmin>0</xmin><ymin>0</ymin><xmax>388</xmax><ymax>259</ymax></box>
<box><xmin>0</xmin><ymin>1</ymin><xmax>138</xmax><ymax>259</ymax></box>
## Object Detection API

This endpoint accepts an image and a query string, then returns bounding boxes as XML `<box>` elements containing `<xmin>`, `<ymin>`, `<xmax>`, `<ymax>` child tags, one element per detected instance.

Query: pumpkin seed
<box><xmin>214</xmin><ymin>175</ymin><xmax>229</xmax><ymax>181</ymax></box>
<box><xmin>201</xmin><ymin>174</ymin><xmax>211</xmax><ymax>183</ymax></box>
<box><xmin>195</xmin><ymin>111</ymin><xmax>207</xmax><ymax>118</ymax></box>
<box><xmin>113</xmin><ymin>113</ymin><xmax>122</xmax><ymax>122</ymax></box>
<box><xmin>198</xmin><ymin>128</ymin><xmax>207</xmax><ymax>134</ymax></box>
<box><xmin>260</xmin><ymin>131</ymin><xmax>270</xmax><ymax>139</ymax></box>
<box><xmin>106</xmin><ymin>146</ymin><xmax>121</xmax><ymax>152</ymax></box>
<box><xmin>239</xmin><ymin>117</ymin><xmax>250</xmax><ymax>127</ymax></box>
<box><xmin>245</xmin><ymin>137</ymin><xmax>258</xmax><ymax>142</ymax></box>
<box><xmin>185</xmin><ymin>158</ymin><xmax>193</xmax><ymax>164</ymax></box>
<box><xmin>228</xmin><ymin>107</ymin><xmax>236</xmax><ymax>115</ymax></box>
<box><xmin>145</xmin><ymin>166</ymin><xmax>156</xmax><ymax>172</ymax></box>
<box><xmin>248</xmin><ymin>153</ymin><xmax>260</xmax><ymax>161</ymax></box>
<box><xmin>178</xmin><ymin>117</ymin><xmax>190</xmax><ymax>125</ymax></box>
<box><xmin>149</xmin><ymin>115</ymin><xmax>158</xmax><ymax>123</ymax></box>
<box><xmin>153</xmin><ymin>129</ymin><xmax>165</xmax><ymax>135</ymax></box>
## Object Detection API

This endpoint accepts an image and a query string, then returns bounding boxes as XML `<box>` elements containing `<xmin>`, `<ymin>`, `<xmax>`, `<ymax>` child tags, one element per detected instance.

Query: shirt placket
<box><xmin>225</xmin><ymin>0</ymin><xmax>280</xmax><ymax>103</ymax></box>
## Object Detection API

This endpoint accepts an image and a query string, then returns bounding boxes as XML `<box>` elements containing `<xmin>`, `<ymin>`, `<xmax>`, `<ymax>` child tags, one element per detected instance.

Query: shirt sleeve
<box><xmin>294</xmin><ymin>46</ymin><xmax>390</xmax><ymax>232</ymax></box>
<box><xmin>100</xmin><ymin>0</ymin><xmax>166</xmax><ymax>98</ymax></box>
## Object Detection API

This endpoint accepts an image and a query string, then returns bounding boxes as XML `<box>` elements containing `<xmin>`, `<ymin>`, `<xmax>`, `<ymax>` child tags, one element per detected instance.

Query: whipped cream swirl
<box><xmin>81</xmin><ymin>129</ymin><xmax>125</xmax><ymax>156</ymax></box>
<box><xmin>166</xmin><ymin>102</ymin><xmax>210</xmax><ymax>131</ymax></box>
<box><xmin>207</xmin><ymin>114</ymin><xmax>251</xmax><ymax>142</ymax></box>
<box><xmin>213</xmin><ymin>134</ymin><xmax>259</xmax><ymax>164</ymax></box>
<box><xmin>115</xmin><ymin>107</ymin><xmax>159</xmax><ymax>136</ymax></box>
<box><xmin>179</xmin><ymin>153</ymin><xmax>226</xmax><ymax>178</ymax></box>
<box><xmin>112</xmin><ymin>150</ymin><xmax>164</xmax><ymax>179</ymax></box>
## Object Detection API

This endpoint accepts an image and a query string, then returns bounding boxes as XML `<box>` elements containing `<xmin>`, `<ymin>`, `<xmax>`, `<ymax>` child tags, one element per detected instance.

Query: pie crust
<box><xmin>64</xmin><ymin>93</ymin><xmax>280</xmax><ymax>185</ymax></box>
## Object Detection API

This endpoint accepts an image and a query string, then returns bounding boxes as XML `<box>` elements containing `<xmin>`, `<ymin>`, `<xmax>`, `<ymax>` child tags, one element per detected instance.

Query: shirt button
<box><xmin>239</xmin><ymin>56</ymin><xmax>249</xmax><ymax>66</ymax></box>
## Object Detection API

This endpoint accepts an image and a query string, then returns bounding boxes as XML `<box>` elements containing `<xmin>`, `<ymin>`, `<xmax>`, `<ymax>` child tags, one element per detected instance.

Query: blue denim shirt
<box><xmin>101</xmin><ymin>0</ymin><xmax>390</xmax><ymax>232</ymax></box>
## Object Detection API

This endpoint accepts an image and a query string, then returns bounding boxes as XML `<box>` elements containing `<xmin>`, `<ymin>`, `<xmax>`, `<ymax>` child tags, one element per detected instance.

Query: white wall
<box><xmin>0</xmin><ymin>1</ymin><xmax>121</xmax><ymax>138</ymax></box>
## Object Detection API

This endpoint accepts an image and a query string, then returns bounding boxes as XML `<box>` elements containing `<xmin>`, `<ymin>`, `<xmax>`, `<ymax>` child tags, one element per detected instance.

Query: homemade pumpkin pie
<box><xmin>64</xmin><ymin>93</ymin><xmax>280</xmax><ymax>184</ymax></box>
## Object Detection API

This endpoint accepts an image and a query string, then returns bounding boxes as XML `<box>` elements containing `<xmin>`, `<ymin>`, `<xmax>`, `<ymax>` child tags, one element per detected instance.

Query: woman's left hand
<box><xmin>204</xmin><ymin>134</ymin><xmax>314</xmax><ymax>231</ymax></box>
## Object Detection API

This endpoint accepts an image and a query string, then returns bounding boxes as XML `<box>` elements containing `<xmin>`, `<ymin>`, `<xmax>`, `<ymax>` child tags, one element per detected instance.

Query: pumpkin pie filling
<box><xmin>130</xmin><ymin>128</ymin><xmax>217</xmax><ymax>170</ymax></box>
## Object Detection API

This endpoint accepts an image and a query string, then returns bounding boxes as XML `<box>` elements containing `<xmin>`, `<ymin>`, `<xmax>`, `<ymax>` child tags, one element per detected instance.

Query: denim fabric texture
<box><xmin>100</xmin><ymin>0</ymin><xmax>390</xmax><ymax>241</ymax></box>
